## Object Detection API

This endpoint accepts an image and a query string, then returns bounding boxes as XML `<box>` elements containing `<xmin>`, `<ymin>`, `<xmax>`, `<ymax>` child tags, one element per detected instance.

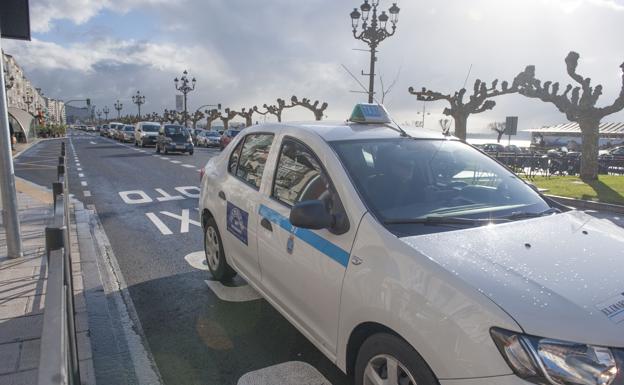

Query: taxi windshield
<box><xmin>332</xmin><ymin>138</ymin><xmax>552</xmax><ymax>235</ymax></box>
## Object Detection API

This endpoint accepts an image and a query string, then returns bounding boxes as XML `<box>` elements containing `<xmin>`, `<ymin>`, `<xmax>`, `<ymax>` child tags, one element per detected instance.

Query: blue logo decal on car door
<box><xmin>227</xmin><ymin>202</ymin><xmax>249</xmax><ymax>245</ymax></box>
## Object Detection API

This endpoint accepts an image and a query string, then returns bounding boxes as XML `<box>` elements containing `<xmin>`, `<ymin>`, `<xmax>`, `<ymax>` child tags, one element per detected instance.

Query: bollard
<box><xmin>52</xmin><ymin>182</ymin><xmax>63</xmax><ymax>213</ymax></box>
<box><xmin>61</xmin><ymin>142</ymin><xmax>66</xmax><ymax>156</ymax></box>
<box><xmin>57</xmin><ymin>164</ymin><xmax>64</xmax><ymax>180</ymax></box>
<box><xmin>58</xmin><ymin>156</ymin><xmax>64</xmax><ymax>166</ymax></box>
<box><xmin>44</xmin><ymin>227</ymin><xmax>65</xmax><ymax>261</ymax></box>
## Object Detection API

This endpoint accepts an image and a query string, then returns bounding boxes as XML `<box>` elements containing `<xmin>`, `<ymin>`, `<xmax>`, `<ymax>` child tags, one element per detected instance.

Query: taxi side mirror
<box><xmin>290</xmin><ymin>200</ymin><xmax>333</xmax><ymax>230</ymax></box>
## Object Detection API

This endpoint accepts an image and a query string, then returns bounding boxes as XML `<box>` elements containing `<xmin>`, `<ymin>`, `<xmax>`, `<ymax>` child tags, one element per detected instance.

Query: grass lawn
<box><xmin>524</xmin><ymin>175</ymin><xmax>624</xmax><ymax>205</ymax></box>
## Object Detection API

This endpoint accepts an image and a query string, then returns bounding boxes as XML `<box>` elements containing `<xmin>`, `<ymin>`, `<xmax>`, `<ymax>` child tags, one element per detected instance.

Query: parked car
<box><xmin>481</xmin><ymin>143</ymin><xmax>506</xmax><ymax>153</ymax></box>
<box><xmin>199</xmin><ymin>104</ymin><xmax>624</xmax><ymax>385</ymax></box>
<box><xmin>156</xmin><ymin>125</ymin><xmax>194</xmax><ymax>155</ymax></box>
<box><xmin>100</xmin><ymin>124</ymin><xmax>110</xmax><ymax>136</ymax></box>
<box><xmin>219</xmin><ymin>129</ymin><xmax>241</xmax><ymax>150</ymax></box>
<box><xmin>134</xmin><ymin>122</ymin><xmax>161</xmax><ymax>147</ymax></box>
<box><xmin>599</xmin><ymin>146</ymin><xmax>624</xmax><ymax>160</ymax></box>
<box><xmin>119</xmin><ymin>125</ymin><xmax>135</xmax><ymax>143</ymax></box>
<box><xmin>108</xmin><ymin>122</ymin><xmax>123</xmax><ymax>139</ymax></box>
<box><xmin>196</xmin><ymin>131</ymin><xmax>221</xmax><ymax>147</ymax></box>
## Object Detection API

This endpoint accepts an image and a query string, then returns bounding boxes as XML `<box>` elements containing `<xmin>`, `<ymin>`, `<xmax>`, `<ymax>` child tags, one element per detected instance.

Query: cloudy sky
<box><xmin>3</xmin><ymin>0</ymin><xmax>624</xmax><ymax>133</ymax></box>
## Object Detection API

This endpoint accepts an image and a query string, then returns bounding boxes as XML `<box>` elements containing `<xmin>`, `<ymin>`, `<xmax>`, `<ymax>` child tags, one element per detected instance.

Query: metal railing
<box><xmin>38</xmin><ymin>141</ymin><xmax>81</xmax><ymax>385</ymax></box>
<box><xmin>490</xmin><ymin>151</ymin><xmax>624</xmax><ymax>177</ymax></box>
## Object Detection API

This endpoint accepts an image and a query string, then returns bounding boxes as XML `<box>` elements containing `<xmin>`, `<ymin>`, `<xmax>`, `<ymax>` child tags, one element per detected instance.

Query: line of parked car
<box><xmin>74</xmin><ymin>122</ymin><xmax>243</xmax><ymax>153</ymax></box>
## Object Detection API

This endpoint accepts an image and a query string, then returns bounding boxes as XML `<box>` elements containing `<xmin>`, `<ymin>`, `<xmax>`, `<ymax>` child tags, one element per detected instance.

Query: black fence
<box><xmin>38</xmin><ymin>141</ymin><xmax>81</xmax><ymax>385</ymax></box>
<box><xmin>489</xmin><ymin>152</ymin><xmax>624</xmax><ymax>177</ymax></box>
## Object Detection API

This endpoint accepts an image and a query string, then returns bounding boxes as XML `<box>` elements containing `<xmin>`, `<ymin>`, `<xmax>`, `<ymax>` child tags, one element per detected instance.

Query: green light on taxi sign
<box><xmin>349</xmin><ymin>104</ymin><xmax>391</xmax><ymax>124</ymax></box>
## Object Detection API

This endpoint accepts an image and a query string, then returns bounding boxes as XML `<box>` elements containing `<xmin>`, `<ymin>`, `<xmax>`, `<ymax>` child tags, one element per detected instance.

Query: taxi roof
<box><xmin>248</xmin><ymin>121</ymin><xmax>452</xmax><ymax>142</ymax></box>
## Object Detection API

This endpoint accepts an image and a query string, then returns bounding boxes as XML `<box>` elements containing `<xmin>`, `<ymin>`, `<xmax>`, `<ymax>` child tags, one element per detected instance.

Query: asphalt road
<box><xmin>16</xmin><ymin>130</ymin><xmax>349</xmax><ymax>385</ymax></box>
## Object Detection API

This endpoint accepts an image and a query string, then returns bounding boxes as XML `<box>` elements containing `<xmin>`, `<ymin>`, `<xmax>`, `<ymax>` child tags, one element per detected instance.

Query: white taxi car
<box><xmin>199</xmin><ymin>104</ymin><xmax>623</xmax><ymax>385</ymax></box>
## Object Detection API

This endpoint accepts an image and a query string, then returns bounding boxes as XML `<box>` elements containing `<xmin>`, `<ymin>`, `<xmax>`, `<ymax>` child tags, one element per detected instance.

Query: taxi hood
<box><xmin>401</xmin><ymin>211</ymin><xmax>624</xmax><ymax>347</ymax></box>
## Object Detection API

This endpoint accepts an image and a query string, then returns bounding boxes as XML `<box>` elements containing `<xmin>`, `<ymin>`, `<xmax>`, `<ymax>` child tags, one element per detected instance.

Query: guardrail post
<box><xmin>61</xmin><ymin>142</ymin><xmax>65</xmax><ymax>156</ymax></box>
<box><xmin>45</xmin><ymin>227</ymin><xmax>64</xmax><ymax>261</ymax></box>
<box><xmin>58</xmin><ymin>156</ymin><xmax>64</xmax><ymax>166</ymax></box>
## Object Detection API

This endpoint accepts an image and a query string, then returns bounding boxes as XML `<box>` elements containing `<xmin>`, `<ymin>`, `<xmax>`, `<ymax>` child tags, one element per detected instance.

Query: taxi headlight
<box><xmin>491</xmin><ymin>328</ymin><xmax>618</xmax><ymax>385</ymax></box>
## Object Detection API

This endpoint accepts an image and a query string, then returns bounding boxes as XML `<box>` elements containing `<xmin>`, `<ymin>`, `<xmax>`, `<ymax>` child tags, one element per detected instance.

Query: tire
<box><xmin>204</xmin><ymin>217</ymin><xmax>236</xmax><ymax>282</ymax></box>
<box><xmin>189</xmin><ymin>151</ymin><xmax>194</xmax><ymax>156</ymax></box>
<box><xmin>354</xmin><ymin>333</ymin><xmax>438</xmax><ymax>385</ymax></box>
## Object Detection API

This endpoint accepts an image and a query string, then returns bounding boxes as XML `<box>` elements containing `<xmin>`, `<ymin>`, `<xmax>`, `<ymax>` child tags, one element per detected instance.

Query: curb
<box><xmin>546</xmin><ymin>194</ymin><xmax>624</xmax><ymax>214</ymax></box>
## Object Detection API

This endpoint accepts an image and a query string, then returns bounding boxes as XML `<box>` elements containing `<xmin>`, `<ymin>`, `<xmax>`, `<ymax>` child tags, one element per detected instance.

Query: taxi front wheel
<box><xmin>204</xmin><ymin>217</ymin><xmax>236</xmax><ymax>282</ymax></box>
<box><xmin>355</xmin><ymin>333</ymin><xmax>438</xmax><ymax>385</ymax></box>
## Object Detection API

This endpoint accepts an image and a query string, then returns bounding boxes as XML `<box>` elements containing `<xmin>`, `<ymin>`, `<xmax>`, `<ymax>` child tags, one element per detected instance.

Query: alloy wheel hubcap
<box><xmin>205</xmin><ymin>226</ymin><xmax>220</xmax><ymax>270</ymax></box>
<box><xmin>364</xmin><ymin>354</ymin><xmax>416</xmax><ymax>385</ymax></box>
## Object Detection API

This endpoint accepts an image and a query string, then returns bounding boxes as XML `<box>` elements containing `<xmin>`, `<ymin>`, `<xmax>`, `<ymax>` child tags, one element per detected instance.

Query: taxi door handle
<box><xmin>218</xmin><ymin>191</ymin><xmax>226</xmax><ymax>201</ymax></box>
<box><xmin>260</xmin><ymin>218</ymin><xmax>273</xmax><ymax>232</ymax></box>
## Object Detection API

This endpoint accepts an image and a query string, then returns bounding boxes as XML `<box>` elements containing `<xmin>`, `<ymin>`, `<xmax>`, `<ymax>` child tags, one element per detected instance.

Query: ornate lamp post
<box><xmin>114</xmin><ymin>100</ymin><xmax>123</xmax><ymax>119</ymax></box>
<box><xmin>174</xmin><ymin>70</ymin><xmax>196</xmax><ymax>127</ymax></box>
<box><xmin>132</xmin><ymin>91</ymin><xmax>146</xmax><ymax>120</ymax></box>
<box><xmin>350</xmin><ymin>1</ymin><xmax>400</xmax><ymax>103</ymax></box>
<box><xmin>103</xmin><ymin>105</ymin><xmax>110</xmax><ymax>121</ymax></box>
<box><xmin>23</xmin><ymin>92</ymin><xmax>34</xmax><ymax>113</ymax></box>
<box><xmin>96</xmin><ymin>109</ymin><xmax>102</xmax><ymax>122</ymax></box>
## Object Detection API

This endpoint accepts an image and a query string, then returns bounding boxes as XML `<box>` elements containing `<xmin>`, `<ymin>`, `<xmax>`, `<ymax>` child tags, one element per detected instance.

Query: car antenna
<box><xmin>340</xmin><ymin>64</ymin><xmax>411</xmax><ymax>138</ymax></box>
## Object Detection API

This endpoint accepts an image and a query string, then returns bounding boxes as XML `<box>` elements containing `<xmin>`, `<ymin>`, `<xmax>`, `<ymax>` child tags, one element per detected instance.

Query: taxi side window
<box><xmin>234</xmin><ymin>134</ymin><xmax>274</xmax><ymax>189</ymax></box>
<box><xmin>228</xmin><ymin>139</ymin><xmax>244</xmax><ymax>174</ymax></box>
<box><xmin>273</xmin><ymin>139</ymin><xmax>337</xmax><ymax>207</ymax></box>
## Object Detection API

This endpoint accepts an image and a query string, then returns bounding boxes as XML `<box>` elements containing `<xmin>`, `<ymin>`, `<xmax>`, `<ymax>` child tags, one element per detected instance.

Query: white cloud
<box><xmin>30</xmin><ymin>0</ymin><xmax>175</xmax><ymax>33</ymax></box>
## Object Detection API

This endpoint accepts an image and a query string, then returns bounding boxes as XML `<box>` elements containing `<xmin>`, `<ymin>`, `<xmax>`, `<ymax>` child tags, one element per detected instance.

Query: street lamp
<box><xmin>96</xmin><ymin>109</ymin><xmax>102</xmax><ymax>122</ymax></box>
<box><xmin>132</xmin><ymin>91</ymin><xmax>145</xmax><ymax>120</ymax></box>
<box><xmin>114</xmin><ymin>100</ymin><xmax>123</xmax><ymax>119</ymax></box>
<box><xmin>350</xmin><ymin>1</ymin><xmax>400</xmax><ymax>103</ymax></box>
<box><xmin>103</xmin><ymin>106</ymin><xmax>110</xmax><ymax>121</ymax></box>
<box><xmin>174</xmin><ymin>70</ymin><xmax>196</xmax><ymax>127</ymax></box>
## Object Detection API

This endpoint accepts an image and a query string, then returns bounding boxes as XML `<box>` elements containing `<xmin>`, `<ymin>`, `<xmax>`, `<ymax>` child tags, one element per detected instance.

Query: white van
<box><xmin>134</xmin><ymin>121</ymin><xmax>161</xmax><ymax>147</ymax></box>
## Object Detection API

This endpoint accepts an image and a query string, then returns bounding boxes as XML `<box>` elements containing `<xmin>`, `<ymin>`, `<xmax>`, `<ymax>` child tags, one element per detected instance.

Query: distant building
<box><xmin>3</xmin><ymin>51</ymin><xmax>66</xmax><ymax>141</ymax></box>
<box><xmin>526</xmin><ymin>122</ymin><xmax>624</xmax><ymax>150</ymax></box>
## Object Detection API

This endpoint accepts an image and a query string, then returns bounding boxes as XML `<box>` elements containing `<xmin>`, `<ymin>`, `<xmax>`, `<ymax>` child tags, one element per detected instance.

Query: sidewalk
<box><xmin>0</xmin><ymin>178</ymin><xmax>95</xmax><ymax>384</ymax></box>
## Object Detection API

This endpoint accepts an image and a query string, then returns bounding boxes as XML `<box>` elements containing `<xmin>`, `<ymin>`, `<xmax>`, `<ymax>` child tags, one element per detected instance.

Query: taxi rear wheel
<box><xmin>204</xmin><ymin>217</ymin><xmax>236</xmax><ymax>282</ymax></box>
<box><xmin>355</xmin><ymin>333</ymin><xmax>437</xmax><ymax>385</ymax></box>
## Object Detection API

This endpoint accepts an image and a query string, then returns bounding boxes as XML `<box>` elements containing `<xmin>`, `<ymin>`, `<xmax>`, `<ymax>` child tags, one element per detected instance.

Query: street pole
<box><xmin>0</xmin><ymin>29</ymin><xmax>23</xmax><ymax>258</ymax></box>
<box><xmin>368</xmin><ymin>46</ymin><xmax>376</xmax><ymax>103</ymax></box>
<box><xmin>175</xmin><ymin>70</ymin><xmax>196</xmax><ymax>128</ymax></box>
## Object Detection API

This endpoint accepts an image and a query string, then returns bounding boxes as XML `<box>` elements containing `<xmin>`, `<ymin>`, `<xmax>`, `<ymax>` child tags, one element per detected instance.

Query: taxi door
<box><xmin>257</xmin><ymin>136</ymin><xmax>356</xmax><ymax>356</ymax></box>
<box><xmin>218</xmin><ymin>133</ymin><xmax>275</xmax><ymax>281</ymax></box>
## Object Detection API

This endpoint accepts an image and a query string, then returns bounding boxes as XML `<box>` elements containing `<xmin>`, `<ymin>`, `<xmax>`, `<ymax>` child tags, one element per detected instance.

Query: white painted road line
<box><xmin>90</xmin><ymin>141</ymin><xmax>97</xmax><ymax>144</ymax></box>
<box><xmin>81</xmin><ymin>181</ymin><xmax>88</xmax><ymax>187</ymax></box>
<box><xmin>145</xmin><ymin>213</ymin><xmax>173</xmax><ymax>235</ymax></box>
<box><xmin>160</xmin><ymin>157</ymin><xmax>170</xmax><ymax>160</ymax></box>
<box><xmin>170</xmin><ymin>160</ymin><xmax>181</xmax><ymax>164</ymax></box>
<box><xmin>77</xmin><ymin>168</ymin><xmax>83</xmax><ymax>171</ymax></box>
<box><xmin>83</xmin><ymin>190</ymin><xmax>92</xmax><ymax>197</ymax></box>
<box><xmin>79</xmin><ymin>173</ymin><xmax>85</xmax><ymax>178</ymax></box>
<box><xmin>160</xmin><ymin>210</ymin><xmax>201</xmax><ymax>233</ymax></box>
<box><xmin>182</xmin><ymin>164</ymin><xmax>195</xmax><ymax>168</ymax></box>
<box><xmin>204</xmin><ymin>280</ymin><xmax>262</xmax><ymax>302</ymax></box>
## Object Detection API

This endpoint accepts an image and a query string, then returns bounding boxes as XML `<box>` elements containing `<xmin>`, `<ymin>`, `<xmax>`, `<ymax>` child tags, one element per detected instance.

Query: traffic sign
<box><xmin>505</xmin><ymin>116</ymin><xmax>518</xmax><ymax>136</ymax></box>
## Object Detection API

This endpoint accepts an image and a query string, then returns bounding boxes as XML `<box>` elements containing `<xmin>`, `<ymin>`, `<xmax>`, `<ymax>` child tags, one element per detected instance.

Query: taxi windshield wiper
<box><xmin>503</xmin><ymin>207</ymin><xmax>562</xmax><ymax>220</ymax></box>
<box><xmin>383</xmin><ymin>216</ymin><xmax>505</xmax><ymax>226</ymax></box>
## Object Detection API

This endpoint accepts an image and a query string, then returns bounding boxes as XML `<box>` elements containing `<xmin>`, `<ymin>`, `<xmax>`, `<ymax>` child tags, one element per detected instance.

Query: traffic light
<box><xmin>86</xmin><ymin>98</ymin><xmax>91</xmax><ymax>107</ymax></box>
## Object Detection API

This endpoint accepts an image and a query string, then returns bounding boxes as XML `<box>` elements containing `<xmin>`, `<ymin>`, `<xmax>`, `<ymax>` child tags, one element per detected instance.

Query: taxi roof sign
<box><xmin>349</xmin><ymin>104</ymin><xmax>392</xmax><ymax>124</ymax></box>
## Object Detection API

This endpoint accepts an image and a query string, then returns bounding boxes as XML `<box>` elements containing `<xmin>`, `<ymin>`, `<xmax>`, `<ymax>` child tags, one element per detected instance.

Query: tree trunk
<box><xmin>246</xmin><ymin>116</ymin><xmax>252</xmax><ymax>127</ymax></box>
<box><xmin>496</xmin><ymin>131</ymin><xmax>504</xmax><ymax>143</ymax></box>
<box><xmin>579</xmin><ymin>119</ymin><xmax>600</xmax><ymax>181</ymax></box>
<box><xmin>453</xmin><ymin>113</ymin><xmax>468</xmax><ymax>142</ymax></box>
<box><xmin>222</xmin><ymin>118</ymin><xmax>229</xmax><ymax>131</ymax></box>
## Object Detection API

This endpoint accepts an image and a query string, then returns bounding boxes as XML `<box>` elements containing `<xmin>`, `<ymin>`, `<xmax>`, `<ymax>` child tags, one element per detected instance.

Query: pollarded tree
<box><xmin>190</xmin><ymin>110</ymin><xmax>205</xmax><ymax>129</ymax></box>
<box><xmin>219</xmin><ymin>108</ymin><xmax>238</xmax><ymax>131</ymax></box>
<box><xmin>517</xmin><ymin>52</ymin><xmax>624</xmax><ymax>180</ymax></box>
<box><xmin>205</xmin><ymin>109</ymin><xmax>221</xmax><ymax>130</ymax></box>
<box><xmin>439</xmin><ymin>118</ymin><xmax>452</xmax><ymax>136</ymax></box>
<box><xmin>163</xmin><ymin>109</ymin><xmax>178</xmax><ymax>124</ymax></box>
<box><xmin>488</xmin><ymin>122</ymin><xmax>506</xmax><ymax>143</ymax></box>
<box><xmin>290</xmin><ymin>96</ymin><xmax>328</xmax><ymax>121</ymax></box>
<box><xmin>235</xmin><ymin>108</ymin><xmax>255</xmax><ymax>127</ymax></box>
<box><xmin>408</xmin><ymin>70</ymin><xmax>532</xmax><ymax>142</ymax></box>
<box><xmin>253</xmin><ymin>98</ymin><xmax>290</xmax><ymax>122</ymax></box>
